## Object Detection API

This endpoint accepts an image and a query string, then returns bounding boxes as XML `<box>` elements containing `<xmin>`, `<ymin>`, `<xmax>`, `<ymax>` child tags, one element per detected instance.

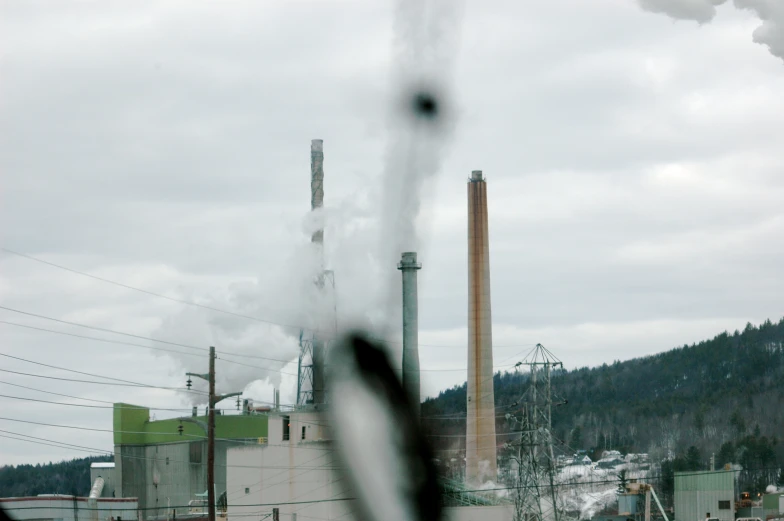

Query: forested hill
<box><xmin>0</xmin><ymin>456</ymin><xmax>112</xmax><ymax>498</ymax></box>
<box><xmin>422</xmin><ymin>318</ymin><xmax>784</xmax><ymax>473</ymax></box>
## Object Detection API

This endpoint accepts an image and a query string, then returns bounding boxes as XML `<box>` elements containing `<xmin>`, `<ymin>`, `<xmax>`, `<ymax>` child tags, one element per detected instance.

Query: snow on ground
<box><xmin>556</xmin><ymin>462</ymin><xmax>652</xmax><ymax>519</ymax></box>
<box><xmin>479</xmin><ymin>480</ymin><xmax>510</xmax><ymax>498</ymax></box>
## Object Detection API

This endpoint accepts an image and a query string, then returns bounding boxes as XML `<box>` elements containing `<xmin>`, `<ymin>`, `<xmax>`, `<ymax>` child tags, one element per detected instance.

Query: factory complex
<box><xmin>3</xmin><ymin>141</ymin><xmax>783</xmax><ymax>521</ymax></box>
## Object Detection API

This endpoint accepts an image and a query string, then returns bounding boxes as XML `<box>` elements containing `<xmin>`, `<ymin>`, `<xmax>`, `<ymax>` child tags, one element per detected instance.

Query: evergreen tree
<box><xmin>686</xmin><ymin>446</ymin><xmax>702</xmax><ymax>471</ymax></box>
<box><xmin>618</xmin><ymin>469</ymin><xmax>629</xmax><ymax>493</ymax></box>
<box><xmin>570</xmin><ymin>426</ymin><xmax>583</xmax><ymax>450</ymax></box>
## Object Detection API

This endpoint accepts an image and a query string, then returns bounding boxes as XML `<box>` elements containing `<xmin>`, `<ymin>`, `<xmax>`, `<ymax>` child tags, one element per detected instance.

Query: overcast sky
<box><xmin>1</xmin><ymin>0</ymin><xmax>783</xmax><ymax>467</ymax></box>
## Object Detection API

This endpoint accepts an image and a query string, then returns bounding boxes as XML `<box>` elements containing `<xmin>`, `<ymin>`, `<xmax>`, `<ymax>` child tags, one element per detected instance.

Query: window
<box><xmin>719</xmin><ymin>501</ymin><xmax>731</xmax><ymax>510</ymax></box>
<box><xmin>165</xmin><ymin>457</ymin><xmax>169</xmax><ymax>466</ymax></box>
<box><xmin>282</xmin><ymin>416</ymin><xmax>290</xmax><ymax>441</ymax></box>
<box><xmin>302</xmin><ymin>426</ymin><xmax>306</xmax><ymax>440</ymax></box>
<box><xmin>190</xmin><ymin>442</ymin><xmax>202</xmax><ymax>463</ymax></box>
<box><xmin>245</xmin><ymin>488</ymin><xmax>249</xmax><ymax>495</ymax></box>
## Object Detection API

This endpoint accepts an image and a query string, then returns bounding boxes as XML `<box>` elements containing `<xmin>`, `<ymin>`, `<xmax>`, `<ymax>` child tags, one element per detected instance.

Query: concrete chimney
<box><xmin>466</xmin><ymin>170</ymin><xmax>497</xmax><ymax>485</ymax></box>
<box><xmin>398</xmin><ymin>251</ymin><xmax>422</xmax><ymax>420</ymax></box>
<box><xmin>311</xmin><ymin>139</ymin><xmax>326</xmax><ymax>405</ymax></box>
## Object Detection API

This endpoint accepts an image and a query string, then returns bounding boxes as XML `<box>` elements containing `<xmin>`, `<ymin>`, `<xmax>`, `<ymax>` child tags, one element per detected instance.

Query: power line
<box><xmin>0</xmin><ymin>247</ymin><xmax>538</xmax><ymax>349</ymax></box>
<box><xmin>0</xmin><ymin>319</ymin><xmax>206</xmax><ymax>359</ymax></box>
<box><xmin>0</xmin><ymin>498</ymin><xmax>356</xmax><ymax>512</ymax></box>
<box><xmin>0</xmin><ymin>392</ymin><xmax>194</xmax><ymax>411</ymax></box>
<box><xmin>0</xmin><ymin>379</ymin><xmax>117</xmax><ymax>404</ymax></box>
<box><xmin>0</xmin><ymin>246</ymin><xmax>319</xmax><ymax>333</ymax></box>
<box><xmin>0</xmin><ymin>304</ymin><xmax>210</xmax><ymax>351</ymax></box>
<box><xmin>0</xmin><ymin>428</ymin><xmax>343</xmax><ymax>470</ymax></box>
<box><xmin>0</xmin><ymin>415</ymin><xmax>337</xmax><ymax>455</ymax></box>
<box><xmin>0</xmin><ymin>352</ymin><xmax>208</xmax><ymax>395</ymax></box>
<box><xmin>0</xmin><ymin>367</ymin><xmax>209</xmax><ymax>392</ymax></box>
<box><xmin>1</xmin><ymin>311</ymin><xmax>530</xmax><ymax>375</ymax></box>
<box><xmin>0</xmin><ymin>305</ymin><xmax>299</xmax><ymax>365</ymax></box>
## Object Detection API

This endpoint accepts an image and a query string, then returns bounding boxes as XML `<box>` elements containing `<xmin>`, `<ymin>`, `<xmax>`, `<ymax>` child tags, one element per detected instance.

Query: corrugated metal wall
<box><xmin>674</xmin><ymin>471</ymin><xmax>735</xmax><ymax>521</ymax></box>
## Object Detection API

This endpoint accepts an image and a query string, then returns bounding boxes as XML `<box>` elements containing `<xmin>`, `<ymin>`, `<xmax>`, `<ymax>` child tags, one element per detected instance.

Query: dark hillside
<box><xmin>422</xmin><ymin>318</ymin><xmax>784</xmax><ymax>492</ymax></box>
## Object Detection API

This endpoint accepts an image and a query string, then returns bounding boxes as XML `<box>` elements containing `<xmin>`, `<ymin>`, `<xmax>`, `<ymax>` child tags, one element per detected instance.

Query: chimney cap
<box><xmin>398</xmin><ymin>252</ymin><xmax>422</xmax><ymax>270</ymax></box>
<box><xmin>470</xmin><ymin>170</ymin><xmax>483</xmax><ymax>181</ymax></box>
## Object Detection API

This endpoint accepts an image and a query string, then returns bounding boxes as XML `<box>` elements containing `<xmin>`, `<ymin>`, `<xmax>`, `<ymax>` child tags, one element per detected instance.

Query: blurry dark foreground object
<box><xmin>327</xmin><ymin>331</ymin><xmax>442</xmax><ymax>521</ymax></box>
<box><xmin>0</xmin><ymin>504</ymin><xmax>13</xmax><ymax>521</ymax></box>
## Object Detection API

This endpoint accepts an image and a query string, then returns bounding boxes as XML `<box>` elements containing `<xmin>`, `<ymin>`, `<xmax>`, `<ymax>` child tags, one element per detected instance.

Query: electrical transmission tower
<box><xmin>506</xmin><ymin>343</ymin><xmax>566</xmax><ymax>521</ymax></box>
<box><xmin>296</xmin><ymin>269</ymin><xmax>336</xmax><ymax>406</ymax></box>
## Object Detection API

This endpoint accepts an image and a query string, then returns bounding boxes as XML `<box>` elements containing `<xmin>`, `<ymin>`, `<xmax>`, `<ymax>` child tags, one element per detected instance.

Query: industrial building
<box><xmin>762</xmin><ymin>490</ymin><xmax>784</xmax><ymax>520</ymax></box>
<box><xmin>112</xmin><ymin>402</ymin><xmax>267</xmax><ymax>519</ymax></box>
<box><xmin>226</xmin><ymin>411</ymin><xmax>348</xmax><ymax>521</ymax></box>
<box><xmin>225</xmin><ymin>409</ymin><xmax>513</xmax><ymax>521</ymax></box>
<box><xmin>674</xmin><ymin>470</ymin><xmax>736</xmax><ymax>521</ymax></box>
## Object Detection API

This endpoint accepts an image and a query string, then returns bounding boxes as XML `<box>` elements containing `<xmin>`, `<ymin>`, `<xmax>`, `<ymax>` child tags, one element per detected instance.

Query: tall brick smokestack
<box><xmin>311</xmin><ymin>139</ymin><xmax>325</xmax><ymax>404</ymax></box>
<box><xmin>466</xmin><ymin>170</ymin><xmax>497</xmax><ymax>484</ymax></box>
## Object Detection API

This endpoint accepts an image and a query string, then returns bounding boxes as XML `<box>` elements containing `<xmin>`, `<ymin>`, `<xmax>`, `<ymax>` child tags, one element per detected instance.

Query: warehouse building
<box><xmin>113</xmin><ymin>403</ymin><xmax>267</xmax><ymax>519</ymax></box>
<box><xmin>674</xmin><ymin>470</ymin><xmax>736</xmax><ymax>521</ymax></box>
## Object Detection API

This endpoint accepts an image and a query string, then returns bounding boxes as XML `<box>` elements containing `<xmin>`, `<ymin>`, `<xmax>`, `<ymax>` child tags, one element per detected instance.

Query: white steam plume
<box><xmin>155</xmin><ymin>184</ymin><xmax>389</xmax><ymax>406</ymax></box>
<box><xmin>376</xmin><ymin>0</ymin><xmax>464</xmax><ymax>337</ymax></box>
<box><xmin>638</xmin><ymin>0</ymin><xmax>784</xmax><ymax>61</ymax></box>
<box><xmin>154</xmin><ymin>238</ymin><xmax>326</xmax><ymax>405</ymax></box>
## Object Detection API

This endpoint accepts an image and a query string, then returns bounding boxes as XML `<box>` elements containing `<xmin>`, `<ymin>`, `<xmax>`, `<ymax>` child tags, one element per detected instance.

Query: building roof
<box><xmin>91</xmin><ymin>462</ymin><xmax>115</xmax><ymax>469</ymax></box>
<box><xmin>674</xmin><ymin>469</ymin><xmax>735</xmax><ymax>491</ymax></box>
<box><xmin>113</xmin><ymin>403</ymin><xmax>268</xmax><ymax>445</ymax></box>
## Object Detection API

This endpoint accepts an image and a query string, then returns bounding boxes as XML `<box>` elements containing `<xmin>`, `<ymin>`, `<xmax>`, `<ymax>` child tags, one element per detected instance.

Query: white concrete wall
<box><xmin>227</xmin><ymin>412</ymin><xmax>512</xmax><ymax>521</ymax></box>
<box><xmin>227</xmin><ymin>441</ymin><xmax>353</xmax><ymax>521</ymax></box>
<box><xmin>0</xmin><ymin>497</ymin><xmax>138</xmax><ymax>521</ymax></box>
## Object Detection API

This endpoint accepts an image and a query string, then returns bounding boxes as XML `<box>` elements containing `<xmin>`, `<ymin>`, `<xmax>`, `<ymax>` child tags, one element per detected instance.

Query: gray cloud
<box><xmin>638</xmin><ymin>0</ymin><xmax>727</xmax><ymax>23</ymax></box>
<box><xmin>638</xmin><ymin>0</ymin><xmax>784</xmax><ymax>60</ymax></box>
<box><xmin>1</xmin><ymin>0</ymin><xmax>783</xmax><ymax>465</ymax></box>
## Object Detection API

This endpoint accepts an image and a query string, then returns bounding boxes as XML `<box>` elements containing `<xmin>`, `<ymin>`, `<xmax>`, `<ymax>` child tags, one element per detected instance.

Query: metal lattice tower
<box><xmin>507</xmin><ymin>343</ymin><xmax>565</xmax><ymax>521</ymax></box>
<box><xmin>296</xmin><ymin>269</ymin><xmax>336</xmax><ymax>407</ymax></box>
<box><xmin>296</xmin><ymin>331</ymin><xmax>315</xmax><ymax>406</ymax></box>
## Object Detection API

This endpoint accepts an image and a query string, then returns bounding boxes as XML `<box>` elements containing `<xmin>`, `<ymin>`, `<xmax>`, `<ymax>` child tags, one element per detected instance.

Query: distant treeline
<box><xmin>0</xmin><ymin>455</ymin><xmax>112</xmax><ymax>498</ymax></box>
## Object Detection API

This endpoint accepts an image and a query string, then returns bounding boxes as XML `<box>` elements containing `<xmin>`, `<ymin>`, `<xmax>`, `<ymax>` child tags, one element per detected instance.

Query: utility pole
<box><xmin>208</xmin><ymin>347</ymin><xmax>215</xmax><ymax>521</ymax></box>
<box><xmin>185</xmin><ymin>346</ymin><xmax>242</xmax><ymax>521</ymax></box>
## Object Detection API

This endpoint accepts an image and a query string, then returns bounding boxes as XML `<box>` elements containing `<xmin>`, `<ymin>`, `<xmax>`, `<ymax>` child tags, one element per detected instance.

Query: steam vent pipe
<box><xmin>398</xmin><ymin>251</ymin><xmax>422</xmax><ymax>420</ymax></box>
<box><xmin>466</xmin><ymin>170</ymin><xmax>498</xmax><ymax>485</ymax></box>
<box><xmin>311</xmin><ymin>139</ymin><xmax>325</xmax><ymax>405</ymax></box>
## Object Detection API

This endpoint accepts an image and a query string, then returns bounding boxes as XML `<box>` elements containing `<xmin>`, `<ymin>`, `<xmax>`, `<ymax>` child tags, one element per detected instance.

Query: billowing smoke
<box><xmin>638</xmin><ymin>0</ymin><xmax>784</xmax><ymax>61</ymax></box>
